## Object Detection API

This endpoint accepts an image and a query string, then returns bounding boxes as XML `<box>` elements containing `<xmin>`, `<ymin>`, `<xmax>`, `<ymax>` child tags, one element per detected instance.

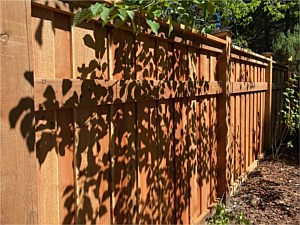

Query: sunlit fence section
<box><xmin>0</xmin><ymin>1</ymin><xmax>288</xmax><ymax>224</ymax></box>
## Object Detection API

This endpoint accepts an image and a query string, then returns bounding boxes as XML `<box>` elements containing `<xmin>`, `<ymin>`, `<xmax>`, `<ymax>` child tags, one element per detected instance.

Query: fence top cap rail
<box><xmin>32</xmin><ymin>0</ymin><xmax>227</xmax><ymax>46</ymax></box>
<box><xmin>232</xmin><ymin>45</ymin><xmax>271</xmax><ymax>62</ymax></box>
<box><xmin>273</xmin><ymin>61</ymin><xmax>289</xmax><ymax>68</ymax></box>
<box><xmin>213</xmin><ymin>30</ymin><xmax>233</xmax><ymax>38</ymax></box>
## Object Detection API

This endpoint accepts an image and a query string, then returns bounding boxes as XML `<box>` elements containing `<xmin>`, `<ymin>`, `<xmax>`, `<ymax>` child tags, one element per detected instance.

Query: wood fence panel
<box><xmin>157</xmin><ymin>100</ymin><xmax>175</xmax><ymax>224</ymax></box>
<box><xmin>136</xmin><ymin>34</ymin><xmax>156</xmax><ymax>80</ymax></box>
<box><xmin>174</xmin><ymin>98</ymin><xmax>189</xmax><ymax>224</ymax></box>
<box><xmin>56</xmin><ymin>109</ymin><xmax>75</xmax><ymax>224</ymax></box>
<box><xmin>249</xmin><ymin>64</ymin><xmax>254</xmax><ymax>165</ymax></box>
<box><xmin>156</xmin><ymin>40</ymin><xmax>173</xmax><ymax>80</ymax></box>
<box><xmin>137</xmin><ymin>101</ymin><xmax>157</xmax><ymax>224</ymax></box>
<box><xmin>35</xmin><ymin>110</ymin><xmax>59</xmax><ymax>224</ymax></box>
<box><xmin>111</xmin><ymin>103</ymin><xmax>137</xmax><ymax>224</ymax></box>
<box><xmin>2</xmin><ymin>2</ymin><xmax>289</xmax><ymax>224</ymax></box>
<box><xmin>111</xmin><ymin>29</ymin><xmax>135</xmax><ymax>79</ymax></box>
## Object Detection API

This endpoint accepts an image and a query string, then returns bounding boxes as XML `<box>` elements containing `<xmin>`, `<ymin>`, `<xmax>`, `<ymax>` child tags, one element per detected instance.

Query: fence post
<box><xmin>213</xmin><ymin>31</ymin><xmax>232</xmax><ymax>199</ymax></box>
<box><xmin>262</xmin><ymin>52</ymin><xmax>273</xmax><ymax>152</ymax></box>
<box><xmin>0</xmin><ymin>0</ymin><xmax>37</xmax><ymax>223</ymax></box>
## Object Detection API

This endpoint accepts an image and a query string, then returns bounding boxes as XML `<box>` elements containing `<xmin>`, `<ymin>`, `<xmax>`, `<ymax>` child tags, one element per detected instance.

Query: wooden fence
<box><xmin>0</xmin><ymin>0</ymin><xmax>288</xmax><ymax>224</ymax></box>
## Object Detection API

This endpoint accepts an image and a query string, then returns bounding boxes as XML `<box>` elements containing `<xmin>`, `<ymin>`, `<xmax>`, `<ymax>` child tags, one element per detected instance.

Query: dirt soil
<box><xmin>228</xmin><ymin>151</ymin><xmax>300</xmax><ymax>225</ymax></box>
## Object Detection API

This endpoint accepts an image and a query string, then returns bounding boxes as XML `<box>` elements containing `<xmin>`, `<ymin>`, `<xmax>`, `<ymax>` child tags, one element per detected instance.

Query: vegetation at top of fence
<box><xmin>73</xmin><ymin>0</ymin><xmax>299</xmax><ymax>54</ymax></box>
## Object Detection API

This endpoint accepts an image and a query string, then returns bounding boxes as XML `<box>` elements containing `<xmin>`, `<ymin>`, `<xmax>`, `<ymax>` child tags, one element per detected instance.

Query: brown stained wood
<box><xmin>157</xmin><ymin>100</ymin><xmax>175</xmax><ymax>224</ymax></box>
<box><xmin>230</xmin><ymin>60</ymin><xmax>236</xmax><ymax>182</ymax></box>
<box><xmin>230</xmin><ymin>94</ymin><xmax>235</xmax><ymax>185</ymax></box>
<box><xmin>245</xmin><ymin>62</ymin><xmax>250</xmax><ymax>168</ymax></box>
<box><xmin>34</xmin><ymin>79</ymin><xmax>222</xmax><ymax>111</ymax></box>
<box><xmin>188</xmin><ymin>46</ymin><xmax>198</xmax><ymax>80</ymax></box>
<box><xmin>215</xmin><ymin>32</ymin><xmax>232</xmax><ymax>198</ymax></box>
<box><xmin>210</xmin><ymin>53</ymin><xmax>217</xmax><ymax>81</ymax></box>
<box><xmin>174</xmin><ymin>44</ymin><xmax>188</xmax><ymax>81</ymax></box>
<box><xmin>156</xmin><ymin>40</ymin><xmax>173</xmax><ymax>80</ymax></box>
<box><xmin>111</xmin><ymin>29</ymin><xmax>135</xmax><ymax>79</ymax></box>
<box><xmin>253</xmin><ymin>66</ymin><xmax>258</xmax><ymax>161</ymax></box>
<box><xmin>234</xmin><ymin>61</ymin><xmax>241</xmax><ymax>179</ymax></box>
<box><xmin>53</xmin><ymin>12</ymin><xmax>72</xmax><ymax>79</ymax></box>
<box><xmin>230</xmin><ymin>53</ymin><xmax>268</xmax><ymax>67</ymax></box>
<box><xmin>174</xmin><ymin>99</ymin><xmax>189</xmax><ymax>224</ymax></box>
<box><xmin>32</xmin><ymin>5</ymin><xmax>60</xmax><ymax>224</ymax></box>
<box><xmin>199</xmin><ymin>51</ymin><xmax>210</xmax><ymax>81</ymax></box>
<box><xmin>74</xmin><ymin>106</ymin><xmax>111</xmax><ymax>224</ymax></box>
<box><xmin>96</xmin><ymin>106</ymin><xmax>111</xmax><ymax>224</ymax></box>
<box><xmin>199</xmin><ymin>98</ymin><xmax>210</xmax><ymax>215</ymax></box>
<box><xmin>240</xmin><ymin>94</ymin><xmax>246</xmax><ymax>173</ymax></box>
<box><xmin>35</xmin><ymin>111</ymin><xmax>59</xmax><ymax>224</ymax></box>
<box><xmin>235</xmin><ymin>94</ymin><xmax>241</xmax><ymax>179</ymax></box>
<box><xmin>1</xmin><ymin>0</ymin><xmax>38</xmax><ymax>223</ymax></box>
<box><xmin>230</xmin><ymin>82</ymin><xmax>268</xmax><ymax>94</ymax></box>
<box><xmin>210</xmin><ymin>97</ymin><xmax>217</xmax><ymax>203</ymax></box>
<box><xmin>189</xmin><ymin>98</ymin><xmax>200</xmax><ymax>223</ymax></box>
<box><xmin>249</xmin><ymin>65</ymin><xmax>254</xmax><ymax>165</ymax></box>
<box><xmin>188</xmin><ymin>45</ymin><xmax>199</xmax><ymax>223</ymax></box>
<box><xmin>262</xmin><ymin>53</ymin><xmax>273</xmax><ymax>150</ymax></box>
<box><xmin>32</xmin><ymin>5</ymin><xmax>55</xmax><ymax>78</ymax></box>
<box><xmin>111</xmin><ymin>103</ymin><xmax>137</xmax><ymax>224</ymax></box>
<box><xmin>257</xmin><ymin>67</ymin><xmax>261</xmax><ymax>160</ymax></box>
<box><xmin>56</xmin><ymin>109</ymin><xmax>75</xmax><ymax>224</ymax></box>
<box><xmin>137</xmin><ymin>101</ymin><xmax>157</xmax><ymax>224</ymax></box>
<box><xmin>196</xmin><ymin>99</ymin><xmax>202</xmax><ymax>215</ymax></box>
<box><xmin>245</xmin><ymin>92</ymin><xmax>250</xmax><ymax>168</ymax></box>
<box><xmin>72</xmin><ymin>22</ymin><xmax>108</xmax><ymax>79</ymax></box>
<box><xmin>135</xmin><ymin>34</ymin><xmax>156</xmax><ymax>80</ymax></box>
<box><xmin>231</xmin><ymin>46</ymin><xmax>270</xmax><ymax>62</ymax></box>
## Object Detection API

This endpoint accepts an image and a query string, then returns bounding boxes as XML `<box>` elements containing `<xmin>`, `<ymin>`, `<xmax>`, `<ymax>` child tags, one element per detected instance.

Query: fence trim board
<box><xmin>230</xmin><ymin>82</ymin><xmax>268</xmax><ymax>94</ymax></box>
<box><xmin>230</xmin><ymin>53</ymin><xmax>268</xmax><ymax>67</ymax></box>
<box><xmin>232</xmin><ymin>45</ymin><xmax>271</xmax><ymax>62</ymax></box>
<box><xmin>34</xmin><ymin>79</ymin><xmax>222</xmax><ymax>111</ymax></box>
<box><xmin>272</xmin><ymin>83</ymin><xmax>288</xmax><ymax>90</ymax></box>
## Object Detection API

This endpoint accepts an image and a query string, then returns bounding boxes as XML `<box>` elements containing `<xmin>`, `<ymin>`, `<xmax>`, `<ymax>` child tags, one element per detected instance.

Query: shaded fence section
<box><xmin>0</xmin><ymin>0</ymin><xmax>288</xmax><ymax>224</ymax></box>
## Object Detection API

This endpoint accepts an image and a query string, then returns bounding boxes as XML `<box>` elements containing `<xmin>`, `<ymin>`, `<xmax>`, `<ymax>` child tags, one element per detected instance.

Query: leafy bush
<box><xmin>207</xmin><ymin>203</ymin><xmax>250</xmax><ymax>225</ymax></box>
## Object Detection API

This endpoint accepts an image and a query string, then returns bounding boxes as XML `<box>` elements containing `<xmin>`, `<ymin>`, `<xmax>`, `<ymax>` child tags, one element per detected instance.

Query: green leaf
<box><xmin>168</xmin><ymin>15</ymin><xmax>173</xmax><ymax>37</ymax></box>
<box><xmin>146</xmin><ymin>19</ymin><xmax>160</xmax><ymax>35</ymax></box>
<box><xmin>126</xmin><ymin>10</ymin><xmax>135</xmax><ymax>20</ymax></box>
<box><xmin>90</xmin><ymin>3</ymin><xmax>103</xmax><ymax>16</ymax></box>
<box><xmin>100</xmin><ymin>6</ymin><xmax>111</xmax><ymax>26</ymax></box>
<box><xmin>117</xmin><ymin>8</ymin><xmax>127</xmax><ymax>21</ymax></box>
<box><xmin>73</xmin><ymin>8</ymin><xmax>93</xmax><ymax>26</ymax></box>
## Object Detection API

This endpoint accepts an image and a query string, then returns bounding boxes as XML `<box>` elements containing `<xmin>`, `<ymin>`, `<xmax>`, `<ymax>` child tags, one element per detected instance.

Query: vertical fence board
<box><xmin>174</xmin><ymin>98</ymin><xmax>189</xmax><ymax>224</ymax></box>
<box><xmin>111</xmin><ymin>103</ymin><xmax>137</xmax><ymax>224</ymax></box>
<box><xmin>156</xmin><ymin>40</ymin><xmax>173</xmax><ymax>80</ymax></box>
<box><xmin>53</xmin><ymin>12</ymin><xmax>72</xmax><ymax>79</ymax></box>
<box><xmin>35</xmin><ymin>111</ymin><xmax>59</xmax><ymax>224</ymax></box>
<box><xmin>56</xmin><ymin>109</ymin><xmax>75</xmax><ymax>224</ymax></box>
<box><xmin>111</xmin><ymin>29</ymin><xmax>135</xmax><ymax>79</ymax></box>
<box><xmin>137</xmin><ymin>101</ymin><xmax>157</xmax><ymax>224</ymax></box>
<box><xmin>72</xmin><ymin>23</ymin><xmax>108</xmax><ymax>79</ymax></box>
<box><xmin>157</xmin><ymin>100</ymin><xmax>175</xmax><ymax>224</ymax></box>
<box><xmin>32</xmin><ymin>6</ymin><xmax>55</xmax><ymax>78</ymax></box>
<box><xmin>136</xmin><ymin>35</ymin><xmax>156</xmax><ymax>79</ymax></box>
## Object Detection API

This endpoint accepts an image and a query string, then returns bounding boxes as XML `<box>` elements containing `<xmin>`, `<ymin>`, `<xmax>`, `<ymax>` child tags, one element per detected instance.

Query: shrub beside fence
<box><xmin>0</xmin><ymin>1</ymin><xmax>288</xmax><ymax>224</ymax></box>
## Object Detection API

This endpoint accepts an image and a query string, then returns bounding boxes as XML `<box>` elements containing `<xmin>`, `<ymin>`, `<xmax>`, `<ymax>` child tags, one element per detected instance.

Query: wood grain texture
<box><xmin>1</xmin><ymin>1</ymin><xmax>38</xmax><ymax>223</ymax></box>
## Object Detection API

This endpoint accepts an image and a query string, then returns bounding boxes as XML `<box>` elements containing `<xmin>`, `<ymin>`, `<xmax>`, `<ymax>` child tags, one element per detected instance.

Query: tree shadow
<box><xmin>9</xmin><ymin>7</ymin><xmax>220</xmax><ymax>225</ymax></box>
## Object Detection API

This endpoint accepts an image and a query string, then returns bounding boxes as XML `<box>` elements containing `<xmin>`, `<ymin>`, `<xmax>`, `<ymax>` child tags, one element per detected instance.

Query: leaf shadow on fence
<box><xmin>9</xmin><ymin>17</ymin><xmax>218</xmax><ymax>225</ymax></box>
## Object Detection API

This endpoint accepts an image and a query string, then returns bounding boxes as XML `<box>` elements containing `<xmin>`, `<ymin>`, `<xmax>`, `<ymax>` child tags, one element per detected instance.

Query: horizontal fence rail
<box><xmin>0</xmin><ymin>1</ymin><xmax>288</xmax><ymax>224</ymax></box>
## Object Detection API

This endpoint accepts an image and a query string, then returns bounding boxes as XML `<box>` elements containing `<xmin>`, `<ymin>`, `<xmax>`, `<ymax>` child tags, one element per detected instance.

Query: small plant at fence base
<box><xmin>272</xmin><ymin>73</ymin><xmax>300</xmax><ymax>158</ymax></box>
<box><xmin>206</xmin><ymin>203</ymin><xmax>250</xmax><ymax>225</ymax></box>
